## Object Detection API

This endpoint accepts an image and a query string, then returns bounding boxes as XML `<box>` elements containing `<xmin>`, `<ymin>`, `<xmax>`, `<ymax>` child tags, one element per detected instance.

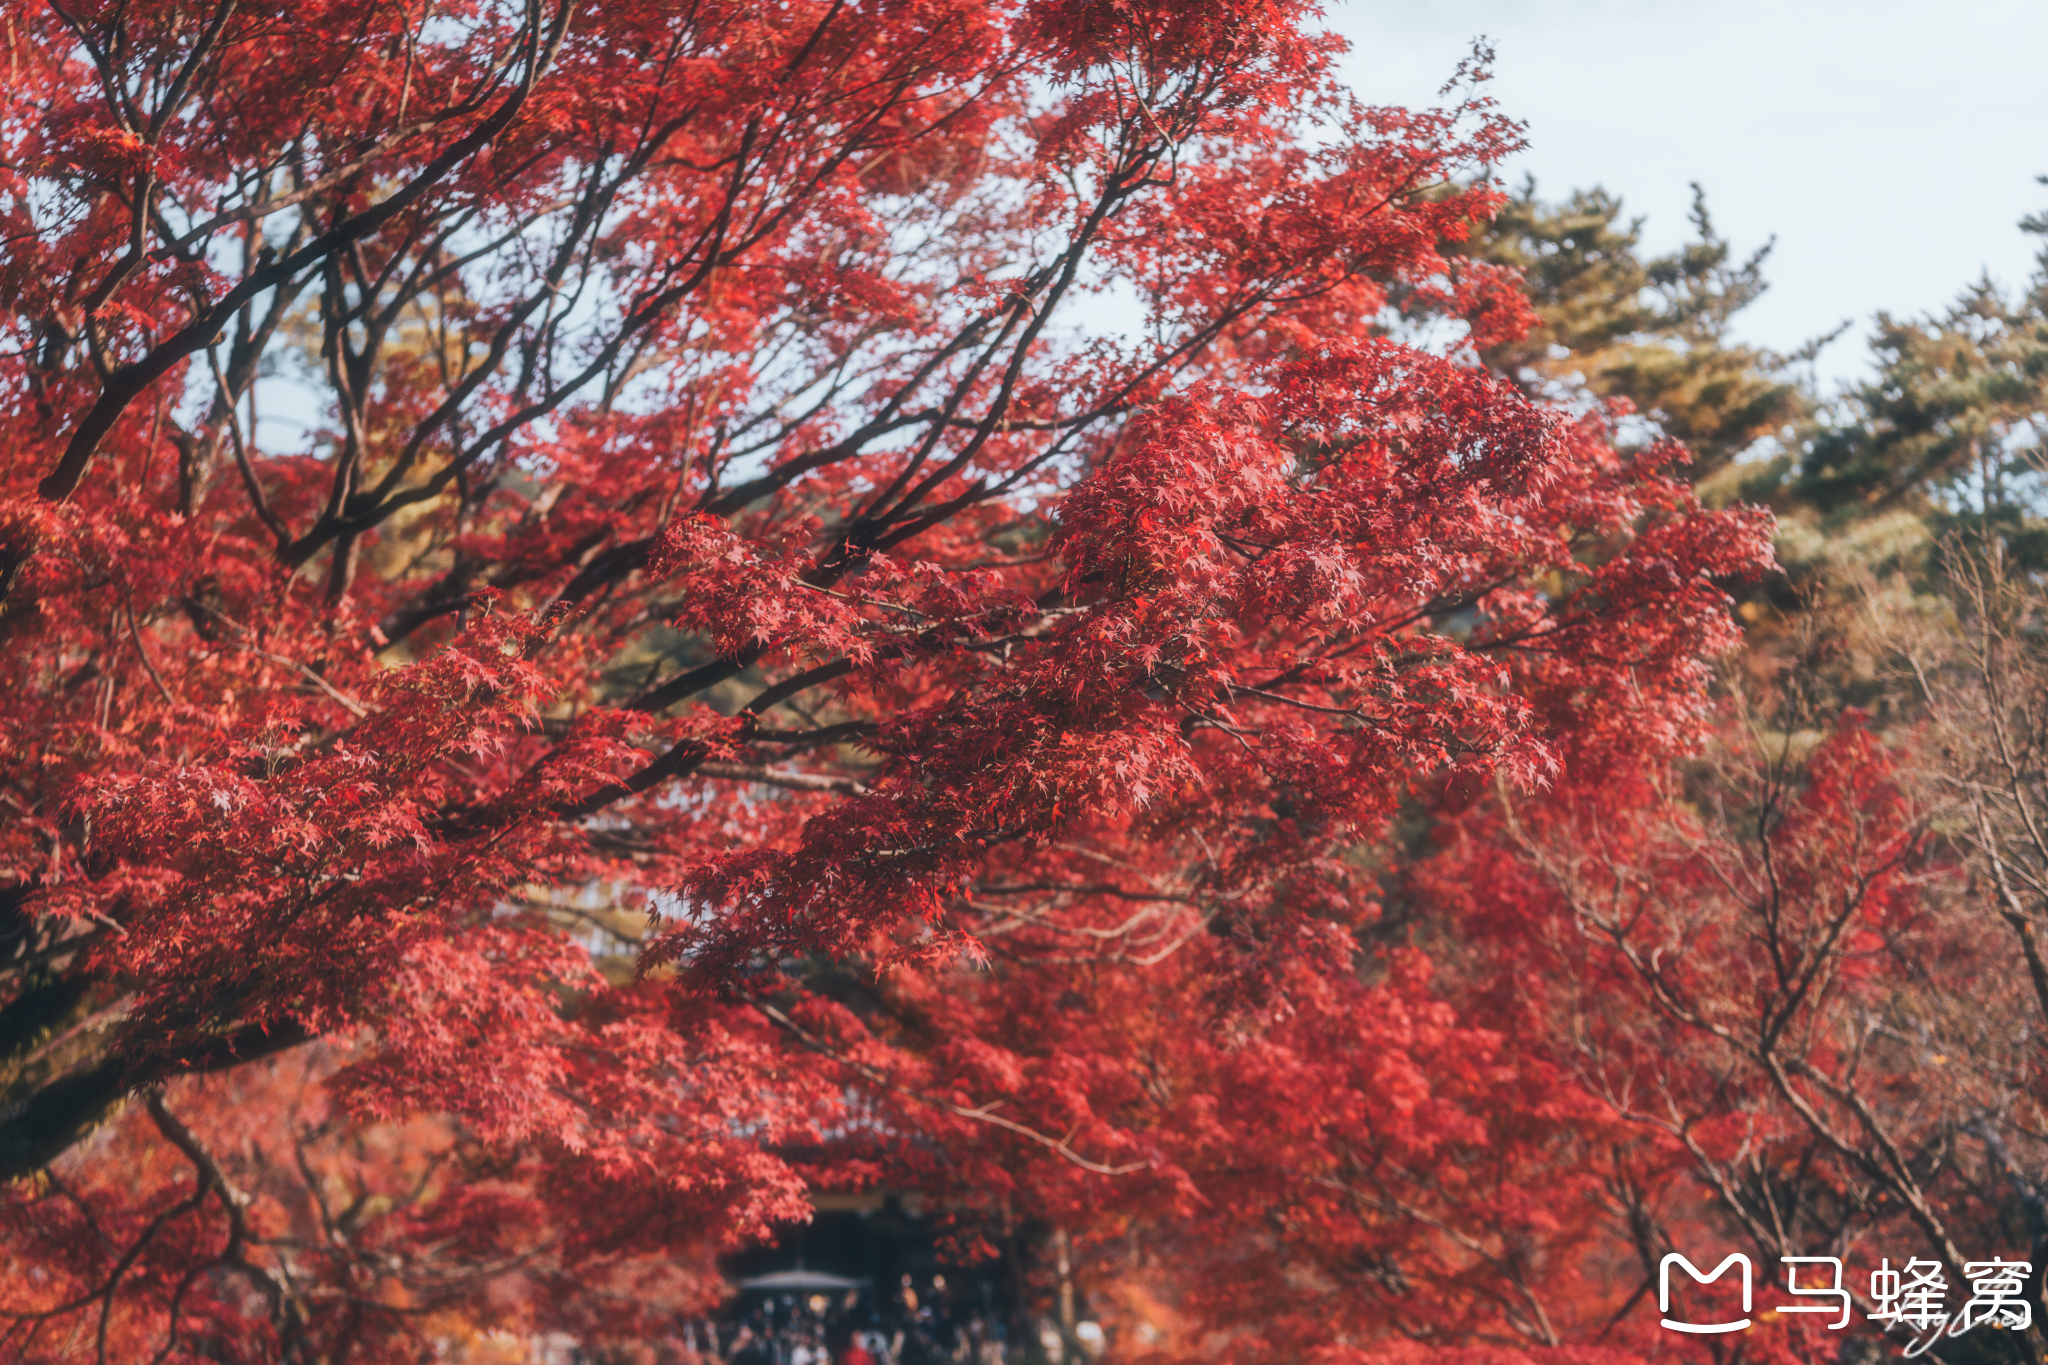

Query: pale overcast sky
<box><xmin>1328</xmin><ymin>0</ymin><xmax>2048</xmax><ymax>387</ymax></box>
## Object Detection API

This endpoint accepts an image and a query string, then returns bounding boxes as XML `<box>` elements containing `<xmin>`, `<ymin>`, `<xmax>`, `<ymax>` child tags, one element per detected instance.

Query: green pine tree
<box><xmin>1795</xmin><ymin>224</ymin><xmax>2048</xmax><ymax>564</ymax></box>
<box><xmin>1467</xmin><ymin>180</ymin><xmax>1809</xmax><ymax>477</ymax></box>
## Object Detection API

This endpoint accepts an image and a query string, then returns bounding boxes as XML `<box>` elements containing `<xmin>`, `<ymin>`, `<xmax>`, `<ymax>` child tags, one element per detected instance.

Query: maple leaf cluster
<box><xmin>0</xmin><ymin>1</ymin><xmax>1882</xmax><ymax>1361</ymax></box>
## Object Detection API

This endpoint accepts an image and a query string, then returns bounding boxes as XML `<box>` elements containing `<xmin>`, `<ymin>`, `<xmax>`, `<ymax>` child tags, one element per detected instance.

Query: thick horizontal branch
<box><xmin>0</xmin><ymin>1018</ymin><xmax>311</xmax><ymax>1183</ymax></box>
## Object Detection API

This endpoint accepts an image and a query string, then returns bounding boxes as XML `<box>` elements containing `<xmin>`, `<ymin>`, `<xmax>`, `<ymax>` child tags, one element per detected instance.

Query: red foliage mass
<box><xmin>0</xmin><ymin>1</ymin><xmax>1831</xmax><ymax>1360</ymax></box>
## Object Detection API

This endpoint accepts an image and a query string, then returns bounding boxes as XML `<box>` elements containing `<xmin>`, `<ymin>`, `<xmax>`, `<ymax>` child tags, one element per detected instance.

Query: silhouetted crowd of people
<box><xmin>667</xmin><ymin>1276</ymin><xmax>1015</xmax><ymax>1365</ymax></box>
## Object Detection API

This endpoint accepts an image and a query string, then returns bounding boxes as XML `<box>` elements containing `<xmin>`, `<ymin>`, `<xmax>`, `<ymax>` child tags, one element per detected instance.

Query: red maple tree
<box><xmin>0</xmin><ymin>0</ymin><xmax>1777</xmax><ymax>1359</ymax></box>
